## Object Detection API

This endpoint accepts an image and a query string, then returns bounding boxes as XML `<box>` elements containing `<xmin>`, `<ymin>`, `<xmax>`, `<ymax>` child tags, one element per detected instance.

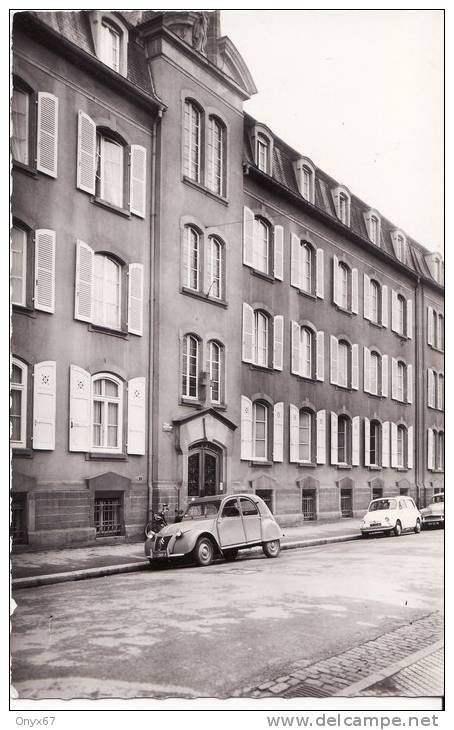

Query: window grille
<box><xmin>94</xmin><ymin>496</ymin><xmax>122</xmax><ymax>536</ymax></box>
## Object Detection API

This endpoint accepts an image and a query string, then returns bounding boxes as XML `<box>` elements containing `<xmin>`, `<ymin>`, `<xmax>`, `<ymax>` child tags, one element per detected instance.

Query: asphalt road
<box><xmin>11</xmin><ymin>530</ymin><xmax>443</xmax><ymax>700</ymax></box>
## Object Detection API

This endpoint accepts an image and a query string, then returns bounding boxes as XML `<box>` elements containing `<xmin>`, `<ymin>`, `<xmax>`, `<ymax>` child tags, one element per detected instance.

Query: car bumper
<box><xmin>421</xmin><ymin>517</ymin><xmax>444</xmax><ymax>526</ymax></box>
<box><xmin>361</xmin><ymin>525</ymin><xmax>393</xmax><ymax>534</ymax></box>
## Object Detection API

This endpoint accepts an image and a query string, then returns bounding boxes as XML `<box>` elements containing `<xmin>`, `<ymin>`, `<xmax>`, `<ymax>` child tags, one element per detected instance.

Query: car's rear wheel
<box><xmin>194</xmin><ymin>537</ymin><xmax>214</xmax><ymax>566</ymax></box>
<box><xmin>223</xmin><ymin>548</ymin><xmax>238</xmax><ymax>562</ymax></box>
<box><xmin>262</xmin><ymin>539</ymin><xmax>280</xmax><ymax>558</ymax></box>
<box><xmin>393</xmin><ymin>521</ymin><xmax>402</xmax><ymax>537</ymax></box>
<box><xmin>414</xmin><ymin>519</ymin><xmax>421</xmax><ymax>534</ymax></box>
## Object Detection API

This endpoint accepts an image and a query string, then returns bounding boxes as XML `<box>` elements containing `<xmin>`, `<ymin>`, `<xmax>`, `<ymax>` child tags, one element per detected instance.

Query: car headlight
<box><xmin>175</xmin><ymin>530</ymin><xmax>183</xmax><ymax>538</ymax></box>
<box><xmin>361</xmin><ymin>520</ymin><xmax>365</xmax><ymax>525</ymax></box>
<box><xmin>384</xmin><ymin>517</ymin><xmax>390</xmax><ymax>523</ymax></box>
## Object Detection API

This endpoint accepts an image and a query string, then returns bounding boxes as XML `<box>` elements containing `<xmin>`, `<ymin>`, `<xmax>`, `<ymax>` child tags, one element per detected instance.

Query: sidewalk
<box><xmin>11</xmin><ymin>518</ymin><xmax>361</xmax><ymax>588</ymax></box>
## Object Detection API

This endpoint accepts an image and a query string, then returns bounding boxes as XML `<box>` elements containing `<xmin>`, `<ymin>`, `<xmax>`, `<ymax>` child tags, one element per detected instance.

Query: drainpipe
<box><xmin>414</xmin><ymin>275</ymin><xmax>423</xmax><ymax>508</ymax></box>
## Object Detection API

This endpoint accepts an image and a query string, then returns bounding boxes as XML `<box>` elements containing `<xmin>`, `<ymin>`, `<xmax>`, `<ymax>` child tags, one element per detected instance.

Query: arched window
<box><xmin>12</xmin><ymin>85</ymin><xmax>30</xmax><ymax>165</ymax></box>
<box><xmin>208</xmin><ymin>340</ymin><xmax>223</xmax><ymax>405</ymax></box>
<box><xmin>370</xmin><ymin>420</ymin><xmax>380</xmax><ymax>466</ymax></box>
<box><xmin>339</xmin><ymin>263</ymin><xmax>349</xmax><ymax>309</ymax></box>
<box><xmin>397</xmin><ymin>295</ymin><xmax>405</xmax><ymax>335</ymax></box>
<box><xmin>92</xmin><ymin>374</ymin><xmax>123</xmax><ymax>452</ymax></box>
<box><xmin>338</xmin><ymin>415</ymin><xmax>351</xmax><ymax>465</ymax></box>
<box><xmin>182</xmin><ymin>334</ymin><xmax>199</xmax><ymax>400</ymax></box>
<box><xmin>396</xmin><ymin>361</ymin><xmax>405</xmax><ymax>402</ymax></box>
<box><xmin>396</xmin><ymin>425</ymin><xmax>406</xmax><ymax>468</ymax></box>
<box><xmin>300</xmin><ymin>327</ymin><xmax>313</xmax><ymax>378</ymax></box>
<box><xmin>255</xmin><ymin>310</ymin><xmax>269</xmax><ymax>367</ymax></box>
<box><xmin>184</xmin><ymin>100</ymin><xmax>201</xmax><ymax>182</ymax></box>
<box><xmin>11</xmin><ymin>225</ymin><xmax>27</xmax><ymax>306</ymax></box>
<box><xmin>93</xmin><ymin>254</ymin><xmax>121</xmax><ymax>329</ymax></box>
<box><xmin>207</xmin><ymin>116</ymin><xmax>225</xmax><ymax>196</ymax></box>
<box><xmin>299</xmin><ymin>409</ymin><xmax>313</xmax><ymax>463</ymax></box>
<box><xmin>253</xmin><ymin>401</ymin><xmax>269</xmax><ymax>460</ymax></box>
<box><xmin>369</xmin><ymin>351</ymin><xmax>380</xmax><ymax>395</ymax></box>
<box><xmin>370</xmin><ymin>280</ymin><xmax>380</xmax><ymax>323</ymax></box>
<box><xmin>396</xmin><ymin>233</ymin><xmax>406</xmax><ymax>262</ymax></box>
<box><xmin>302</xmin><ymin>166</ymin><xmax>313</xmax><ymax>202</ymax></box>
<box><xmin>97</xmin><ymin>132</ymin><xmax>124</xmax><ymax>208</ymax></box>
<box><xmin>11</xmin><ymin>358</ymin><xmax>28</xmax><ymax>449</ymax></box>
<box><xmin>207</xmin><ymin>236</ymin><xmax>223</xmax><ymax>299</ymax></box>
<box><xmin>338</xmin><ymin>193</ymin><xmax>349</xmax><ymax>225</ymax></box>
<box><xmin>255</xmin><ymin>218</ymin><xmax>270</xmax><ymax>274</ymax></box>
<box><xmin>256</xmin><ymin>133</ymin><xmax>269</xmax><ymax>173</ymax></box>
<box><xmin>301</xmin><ymin>242</ymin><xmax>313</xmax><ymax>294</ymax></box>
<box><xmin>369</xmin><ymin>215</ymin><xmax>380</xmax><ymax>245</ymax></box>
<box><xmin>337</xmin><ymin>340</ymin><xmax>349</xmax><ymax>388</ymax></box>
<box><xmin>183</xmin><ymin>226</ymin><xmax>200</xmax><ymax>291</ymax></box>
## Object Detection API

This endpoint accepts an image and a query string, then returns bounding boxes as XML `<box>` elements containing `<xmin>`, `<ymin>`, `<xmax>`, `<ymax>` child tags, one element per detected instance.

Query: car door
<box><xmin>217</xmin><ymin>497</ymin><xmax>246</xmax><ymax>548</ymax></box>
<box><xmin>398</xmin><ymin>498</ymin><xmax>411</xmax><ymax>529</ymax></box>
<box><xmin>239</xmin><ymin>497</ymin><xmax>262</xmax><ymax>544</ymax></box>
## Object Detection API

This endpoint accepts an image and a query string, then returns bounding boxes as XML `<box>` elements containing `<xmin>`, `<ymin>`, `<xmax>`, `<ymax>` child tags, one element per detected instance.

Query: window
<box><xmin>396</xmin><ymin>361</ymin><xmax>405</xmax><ymax>402</ymax></box>
<box><xmin>12</xmin><ymin>87</ymin><xmax>29</xmax><ymax>165</ymax></box>
<box><xmin>253</xmin><ymin>401</ymin><xmax>268</xmax><ymax>460</ymax></box>
<box><xmin>397</xmin><ymin>295</ymin><xmax>405</xmax><ymax>335</ymax></box>
<box><xmin>301</xmin><ymin>243</ymin><xmax>313</xmax><ymax>294</ymax></box>
<box><xmin>428</xmin><ymin>307</ymin><xmax>444</xmax><ymax>350</ymax></box>
<box><xmin>299</xmin><ymin>410</ymin><xmax>312</xmax><ymax>463</ymax></box>
<box><xmin>182</xmin><ymin>334</ymin><xmax>199</xmax><ymax>400</ymax></box>
<box><xmin>437</xmin><ymin>314</ymin><xmax>444</xmax><ymax>351</ymax></box>
<box><xmin>300</xmin><ymin>327</ymin><xmax>313</xmax><ymax>378</ymax></box>
<box><xmin>291</xmin><ymin>237</ymin><xmax>323</xmax><ymax>296</ymax></box>
<box><xmin>12</xmin><ymin>81</ymin><xmax>58</xmax><ymax>177</ymax></box>
<box><xmin>365</xmin><ymin>211</ymin><xmax>381</xmax><ymax>246</ymax></box>
<box><xmin>11</xmin><ymin>226</ymin><xmax>27</xmax><ymax>306</ymax></box>
<box><xmin>391</xmin><ymin>290</ymin><xmax>412</xmax><ymax>338</ymax></box>
<box><xmin>256</xmin><ymin>133</ymin><xmax>269</xmax><ymax>173</ymax></box>
<box><xmin>396</xmin><ymin>425</ymin><xmax>405</xmax><ymax>468</ymax></box>
<box><xmin>207</xmin><ymin>236</ymin><xmax>223</xmax><ymax>299</ymax></box>
<box><xmin>208</xmin><ymin>341</ymin><xmax>223</xmax><ymax>404</ymax></box>
<box><xmin>92</xmin><ymin>255</ymin><xmax>121</xmax><ymax>330</ymax></box>
<box><xmin>91</xmin><ymin>375</ymin><xmax>123</xmax><ymax>452</ymax></box>
<box><xmin>95</xmin><ymin>495</ymin><xmax>122</xmax><ymax>536</ymax></box>
<box><xmin>435</xmin><ymin>432</ymin><xmax>444</xmax><ymax>471</ymax></box>
<box><xmin>396</xmin><ymin>234</ymin><xmax>406</xmax><ymax>262</ymax></box>
<box><xmin>292</xmin><ymin>323</ymin><xmax>323</xmax><ymax>380</ymax></box>
<box><xmin>438</xmin><ymin>374</ymin><xmax>444</xmax><ymax>409</ymax></box>
<box><xmin>184</xmin><ymin>101</ymin><xmax>201</xmax><ymax>182</ymax></box>
<box><xmin>369</xmin><ymin>352</ymin><xmax>380</xmax><ymax>395</ymax></box>
<box><xmin>11</xmin><ymin>359</ymin><xmax>28</xmax><ymax>449</ymax></box>
<box><xmin>370</xmin><ymin>420</ymin><xmax>380</xmax><ymax>466</ymax></box>
<box><xmin>100</xmin><ymin>21</ymin><xmax>121</xmax><ymax>72</ymax></box>
<box><xmin>183</xmin><ymin>226</ymin><xmax>200</xmax><ymax>291</ymax></box>
<box><xmin>97</xmin><ymin>134</ymin><xmax>124</xmax><ymax>208</ymax></box>
<box><xmin>338</xmin><ymin>415</ymin><xmax>351</xmax><ymax>465</ymax></box>
<box><xmin>337</xmin><ymin>340</ymin><xmax>349</xmax><ymax>388</ymax></box>
<box><xmin>370</xmin><ymin>280</ymin><xmax>380</xmax><ymax>323</ymax></box>
<box><xmin>332</xmin><ymin>187</ymin><xmax>351</xmax><ymax>226</ymax></box>
<box><xmin>255</xmin><ymin>218</ymin><xmax>270</xmax><ymax>275</ymax></box>
<box><xmin>207</xmin><ymin>116</ymin><xmax>225</xmax><ymax>196</ymax></box>
<box><xmin>339</xmin><ymin>263</ymin><xmax>349</xmax><ymax>309</ymax></box>
<box><xmin>255</xmin><ymin>311</ymin><xmax>269</xmax><ymax>367</ymax></box>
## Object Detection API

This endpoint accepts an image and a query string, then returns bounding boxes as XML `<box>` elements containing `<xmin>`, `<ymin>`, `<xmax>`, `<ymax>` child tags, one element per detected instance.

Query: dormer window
<box><xmin>424</xmin><ymin>252</ymin><xmax>444</xmax><ymax>284</ymax></box>
<box><xmin>364</xmin><ymin>210</ymin><xmax>381</xmax><ymax>246</ymax></box>
<box><xmin>294</xmin><ymin>157</ymin><xmax>316</xmax><ymax>204</ymax></box>
<box><xmin>391</xmin><ymin>230</ymin><xmax>407</xmax><ymax>263</ymax></box>
<box><xmin>101</xmin><ymin>21</ymin><xmax>121</xmax><ymax>72</ymax></box>
<box><xmin>89</xmin><ymin>12</ymin><xmax>128</xmax><ymax>76</ymax></box>
<box><xmin>257</xmin><ymin>134</ymin><xmax>269</xmax><ymax>173</ymax></box>
<box><xmin>332</xmin><ymin>186</ymin><xmax>351</xmax><ymax>226</ymax></box>
<box><xmin>339</xmin><ymin>194</ymin><xmax>348</xmax><ymax>224</ymax></box>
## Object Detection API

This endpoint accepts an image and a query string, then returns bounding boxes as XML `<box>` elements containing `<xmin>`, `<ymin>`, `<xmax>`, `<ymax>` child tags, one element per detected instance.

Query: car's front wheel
<box><xmin>194</xmin><ymin>537</ymin><xmax>214</xmax><ymax>566</ymax></box>
<box><xmin>262</xmin><ymin>539</ymin><xmax>281</xmax><ymax>558</ymax></box>
<box><xmin>414</xmin><ymin>519</ymin><xmax>421</xmax><ymax>534</ymax></box>
<box><xmin>223</xmin><ymin>548</ymin><xmax>238</xmax><ymax>562</ymax></box>
<box><xmin>393</xmin><ymin>521</ymin><xmax>402</xmax><ymax>537</ymax></box>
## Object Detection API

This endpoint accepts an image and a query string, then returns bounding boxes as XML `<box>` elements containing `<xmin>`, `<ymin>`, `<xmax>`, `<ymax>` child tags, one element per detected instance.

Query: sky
<box><xmin>221</xmin><ymin>9</ymin><xmax>443</xmax><ymax>255</ymax></box>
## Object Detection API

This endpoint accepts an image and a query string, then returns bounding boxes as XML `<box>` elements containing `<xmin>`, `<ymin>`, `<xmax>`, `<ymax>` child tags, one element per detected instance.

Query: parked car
<box><xmin>360</xmin><ymin>496</ymin><xmax>421</xmax><ymax>537</ymax></box>
<box><xmin>420</xmin><ymin>493</ymin><xmax>444</xmax><ymax>529</ymax></box>
<box><xmin>144</xmin><ymin>493</ymin><xmax>282</xmax><ymax>567</ymax></box>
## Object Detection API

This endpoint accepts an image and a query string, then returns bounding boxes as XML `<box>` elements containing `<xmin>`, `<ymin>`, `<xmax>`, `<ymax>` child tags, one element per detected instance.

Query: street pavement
<box><xmin>11</xmin><ymin>529</ymin><xmax>443</xmax><ymax>700</ymax></box>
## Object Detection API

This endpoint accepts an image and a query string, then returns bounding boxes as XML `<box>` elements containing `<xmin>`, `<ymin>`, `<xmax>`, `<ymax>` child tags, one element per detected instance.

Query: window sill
<box><xmin>297</xmin><ymin>462</ymin><xmax>317</xmax><ymax>468</ymax></box>
<box><xmin>12</xmin><ymin>305</ymin><xmax>37</xmax><ymax>318</ymax></box>
<box><xmin>337</xmin><ymin>463</ymin><xmax>352</xmax><ymax>470</ymax></box>
<box><xmin>334</xmin><ymin>385</ymin><xmax>352</xmax><ymax>392</ymax></box>
<box><xmin>396</xmin><ymin>467</ymin><xmax>408</xmax><ymax>472</ymax></box>
<box><xmin>182</xmin><ymin>175</ymin><xmax>228</xmax><ymax>206</ymax></box>
<box><xmin>365</xmin><ymin>391</ymin><xmax>384</xmax><ymax>399</ymax></box>
<box><xmin>181</xmin><ymin>287</ymin><xmax>228</xmax><ymax>309</ymax></box>
<box><xmin>211</xmin><ymin>403</ymin><xmax>227</xmax><ymax>412</ymax></box>
<box><xmin>429</xmin><ymin>344</ymin><xmax>444</xmax><ymax>354</ymax></box>
<box><xmin>12</xmin><ymin>160</ymin><xmax>38</xmax><ymax>178</ymax></box>
<box><xmin>427</xmin><ymin>405</ymin><xmax>443</xmax><ymax>412</ymax></box>
<box><xmin>334</xmin><ymin>304</ymin><xmax>354</xmax><ymax>316</ymax></box>
<box><xmin>299</xmin><ymin>374</ymin><xmax>317</xmax><ymax>384</ymax></box>
<box><xmin>86</xmin><ymin>452</ymin><xmax>128</xmax><ymax>461</ymax></box>
<box><xmin>248</xmin><ymin>364</ymin><xmax>273</xmax><ymax>373</ymax></box>
<box><xmin>298</xmin><ymin>289</ymin><xmax>317</xmax><ymax>301</ymax></box>
<box><xmin>368</xmin><ymin>465</ymin><xmax>382</xmax><ymax>471</ymax></box>
<box><xmin>391</xmin><ymin>397</ymin><xmax>408</xmax><ymax>405</ymax></box>
<box><xmin>368</xmin><ymin>319</ymin><xmax>384</xmax><ymax>330</ymax></box>
<box><xmin>250</xmin><ymin>460</ymin><xmax>273</xmax><ymax>467</ymax></box>
<box><xmin>88</xmin><ymin>324</ymin><xmax>129</xmax><ymax>339</ymax></box>
<box><xmin>92</xmin><ymin>196</ymin><xmax>131</xmax><ymax>218</ymax></box>
<box><xmin>179</xmin><ymin>398</ymin><xmax>204</xmax><ymax>409</ymax></box>
<box><xmin>250</xmin><ymin>268</ymin><xmax>275</xmax><ymax>283</ymax></box>
<box><xmin>12</xmin><ymin>448</ymin><xmax>33</xmax><ymax>458</ymax></box>
<box><xmin>392</xmin><ymin>331</ymin><xmax>409</xmax><ymax>341</ymax></box>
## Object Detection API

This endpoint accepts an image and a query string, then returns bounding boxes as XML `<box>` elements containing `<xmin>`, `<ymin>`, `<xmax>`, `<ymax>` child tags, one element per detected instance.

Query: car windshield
<box><xmin>433</xmin><ymin>495</ymin><xmax>444</xmax><ymax>504</ymax></box>
<box><xmin>369</xmin><ymin>498</ymin><xmax>397</xmax><ymax>512</ymax></box>
<box><xmin>182</xmin><ymin>501</ymin><xmax>221</xmax><ymax>520</ymax></box>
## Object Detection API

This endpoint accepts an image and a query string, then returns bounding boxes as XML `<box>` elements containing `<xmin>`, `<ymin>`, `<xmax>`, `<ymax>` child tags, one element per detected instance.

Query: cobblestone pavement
<box><xmin>236</xmin><ymin>611</ymin><xmax>443</xmax><ymax>698</ymax></box>
<box><xmin>359</xmin><ymin>646</ymin><xmax>444</xmax><ymax>697</ymax></box>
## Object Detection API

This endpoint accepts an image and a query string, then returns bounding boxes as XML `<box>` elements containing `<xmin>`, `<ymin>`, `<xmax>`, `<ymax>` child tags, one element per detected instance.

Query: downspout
<box><xmin>414</xmin><ymin>275</ymin><xmax>423</xmax><ymax>508</ymax></box>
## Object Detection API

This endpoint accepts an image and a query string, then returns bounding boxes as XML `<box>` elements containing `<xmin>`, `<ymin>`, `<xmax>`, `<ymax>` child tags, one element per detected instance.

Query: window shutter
<box><xmin>391</xmin><ymin>422</ymin><xmax>398</xmax><ymax>468</ymax></box>
<box><xmin>34</xmin><ymin>229</ymin><xmax>56</xmax><ymax>313</ymax></box>
<box><xmin>273</xmin><ymin>315</ymin><xmax>284</xmax><ymax>371</ymax></box>
<box><xmin>69</xmin><ymin>364</ymin><xmax>91</xmax><ymax>452</ymax></box>
<box><xmin>273</xmin><ymin>225</ymin><xmax>284</xmax><ymax>281</ymax></box>
<box><xmin>363</xmin><ymin>274</ymin><xmax>370</xmax><ymax>320</ymax></box>
<box><xmin>428</xmin><ymin>369</ymin><xmax>435</xmax><ymax>407</ymax></box>
<box><xmin>128</xmin><ymin>263</ymin><xmax>144</xmax><ymax>336</ymax></box>
<box><xmin>407</xmin><ymin>426</ymin><xmax>414</xmax><ymax>470</ymax></box>
<box><xmin>427</xmin><ymin>428</ymin><xmax>435</xmax><ymax>470</ymax></box>
<box><xmin>352</xmin><ymin>416</ymin><xmax>360</xmax><ymax>466</ymax></box>
<box><xmin>351</xmin><ymin>344</ymin><xmax>359</xmax><ymax>390</ymax></box>
<box><xmin>240</xmin><ymin>396</ymin><xmax>253</xmax><ymax>460</ymax></box>
<box><xmin>289</xmin><ymin>403</ymin><xmax>299</xmax><ymax>463</ymax></box>
<box><xmin>437</xmin><ymin>375</ymin><xmax>443</xmax><ymax>410</ymax></box>
<box><xmin>32</xmin><ymin>361</ymin><xmax>56</xmax><ymax>450</ymax></box>
<box><xmin>330</xmin><ymin>335</ymin><xmax>338</xmax><ymax>385</ymax></box>
<box><xmin>363</xmin><ymin>347</ymin><xmax>370</xmax><ymax>393</ymax></box>
<box><xmin>381</xmin><ymin>285</ymin><xmax>388</xmax><ymax>327</ymax></box>
<box><xmin>382</xmin><ymin>421</ymin><xmax>390</xmax><ymax>467</ymax></box>
<box><xmin>364</xmin><ymin>417</ymin><xmax>370</xmax><ymax>467</ymax></box>
<box><xmin>351</xmin><ymin>268</ymin><xmax>358</xmax><ymax>314</ymax></box>
<box><xmin>127</xmin><ymin>377</ymin><xmax>146</xmax><ymax>455</ymax></box>
<box><xmin>77</xmin><ymin>111</ymin><xmax>96</xmax><ymax>194</ymax></box>
<box><xmin>391</xmin><ymin>289</ymin><xmax>398</xmax><ymax>332</ymax></box>
<box><xmin>333</xmin><ymin>255</ymin><xmax>340</xmax><ymax>305</ymax></box>
<box><xmin>381</xmin><ymin>354</ymin><xmax>388</xmax><ymax>397</ymax></box>
<box><xmin>316</xmin><ymin>330</ymin><xmax>324</xmax><ymax>381</ymax></box>
<box><xmin>74</xmin><ymin>240</ymin><xmax>94</xmax><ymax>322</ymax></box>
<box><xmin>291</xmin><ymin>320</ymin><xmax>301</xmax><ymax>375</ymax></box>
<box><xmin>427</xmin><ymin>306</ymin><xmax>434</xmax><ymax>346</ymax></box>
<box><xmin>391</xmin><ymin>357</ymin><xmax>398</xmax><ymax>400</ymax></box>
<box><xmin>330</xmin><ymin>412</ymin><xmax>338</xmax><ymax>465</ymax></box>
<box><xmin>316</xmin><ymin>410</ymin><xmax>326</xmax><ymax>464</ymax></box>
<box><xmin>316</xmin><ymin>248</ymin><xmax>324</xmax><ymax>298</ymax></box>
<box><xmin>273</xmin><ymin>402</ymin><xmax>284</xmax><ymax>462</ymax></box>
<box><xmin>407</xmin><ymin>363</ymin><xmax>413</xmax><ymax>404</ymax></box>
<box><xmin>242</xmin><ymin>303</ymin><xmax>255</xmax><ymax>364</ymax></box>
<box><xmin>406</xmin><ymin>299</ymin><xmax>413</xmax><ymax>339</ymax></box>
<box><xmin>129</xmin><ymin>145</ymin><xmax>147</xmax><ymax>218</ymax></box>
<box><xmin>37</xmin><ymin>92</ymin><xmax>58</xmax><ymax>178</ymax></box>
<box><xmin>291</xmin><ymin>233</ymin><xmax>300</xmax><ymax>288</ymax></box>
<box><xmin>243</xmin><ymin>207</ymin><xmax>254</xmax><ymax>267</ymax></box>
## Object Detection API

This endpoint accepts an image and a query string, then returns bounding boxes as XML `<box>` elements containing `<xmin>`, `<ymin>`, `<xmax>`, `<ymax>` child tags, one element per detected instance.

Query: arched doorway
<box><xmin>188</xmin><ymin>443</ymin><xmax>222</xmax><ymax>497</ymax></box>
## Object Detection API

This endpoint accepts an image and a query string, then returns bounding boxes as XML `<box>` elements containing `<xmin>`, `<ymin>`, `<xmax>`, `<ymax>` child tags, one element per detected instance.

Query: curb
<box><xmin>12</xmin><ymin>532</ymin><xmax>360</xmax><ymax>590</ymax></box>
<box><xmin>334</xmin><ymin>639</ymin><xmax>444</xmax><ymax>697</ymax></box>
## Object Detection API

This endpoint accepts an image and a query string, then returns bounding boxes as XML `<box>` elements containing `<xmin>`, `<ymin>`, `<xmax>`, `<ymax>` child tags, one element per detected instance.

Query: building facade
<box><xmin>11</xmin><ymin>10</ymin><xmax>444</xmax><ymax>547</ymax></box>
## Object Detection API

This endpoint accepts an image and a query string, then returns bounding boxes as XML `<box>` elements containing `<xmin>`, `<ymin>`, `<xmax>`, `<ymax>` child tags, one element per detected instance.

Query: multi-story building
<box><xmin>11</xmin><ymin>10</ymin><xmax>443</xmax><ymax>547</ymax></box>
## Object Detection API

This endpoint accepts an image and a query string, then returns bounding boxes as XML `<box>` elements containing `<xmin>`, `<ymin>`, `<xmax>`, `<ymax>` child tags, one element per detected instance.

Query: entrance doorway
<box><xmin>188</xmin><ymin>443</ymin><xmax>222</xmax><ymax>497</ymax></box>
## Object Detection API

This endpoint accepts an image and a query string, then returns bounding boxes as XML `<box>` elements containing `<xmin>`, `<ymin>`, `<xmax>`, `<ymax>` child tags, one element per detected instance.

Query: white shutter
<box><xmin>129</xmin><ymin>145</ymin><xmax>147</xmax><ymax>218</ymax></box>
<box><xmin>427</xmin><ymin>369</ymin><xmax>435</xmax><ymax>407</ymax></box>
<box><xmin>77</xmin><ymin>111</ymin><xmax>96</xmax><ymax>194</ymax></box>
<box><xmin>351</xmin><ymin>344</ymin><xmax>359</xmax><ymax>390</ymax></box>
<box><xmin>333</xmin><ymin>255</ymin><xmax>340</xmax><ymax>305</ymax></box>
<box><xmin>330</xmin><ymin>412</ymin><xmax>338</xmax><ymax>465</ymax></box>
<box><xmin>74</xmin><ymin>240</ymin><xmax>94</xmax><ymax>322</ymax></box>
<box><xmin>34</xmin><ymin>229</ymin><xmax>56</xmax><ymax>313</ymax></box>
<box><xmin>382</xmin><ymin>421</ymin><xmax>390</xmax><ymax>467</ymax></box>
<box><xmin>240</xmin><ymin>396</ymin><xmax>253</xmax><ymax>460</ymax></box>
<box><xmin>37</xmin><ymin>92</ymin><xmax>58</xmax><ymax>178</ymax></box>
<box><xmin>128</xmin><ymin>263</ymin><xmax>144</xmax><ymax>336</ymax></box>
<box><xmin>381</xmin><ymin>285</ymin><xmax>388</xmax><ymax>327</ymax></box>
<box><xmin>352</xmin><ymin>416</ymin><xmax>360</xmax><ymax>466</ymax></box>
<box><xmin>381</xmin><ymin>354</ymin><xmax>388</xmax><ymax>397</ymax></box>
<box><xmin>363</xmin><ymin>274</ymin><xmax>370</xmax><ymax>320</ymax></box>
<box><xmin>316</xmin><ymin>410</ymin><xmax>326</xmax><ymax>464</ymax></box>
<box><xmin>407</xmin><ymin>363</ymin><xmax>413</xmax><ymax>404</ymax></box>
<box><xmin>273</xmin><ymin>225</ymin><xmax>284</xmax><ymax>280</ymax></box>
<box><xmin>289</xmin><ymin>403</ymin><xmax>299</xmax><ymax>463</ymax></box>
<box><xmin>391</xmin><ymin>289</ymin><xmax>398</xmax><ymax>332</ymax></box>
<box><xmin>32</xmin><ymin>361</ymin><xmax>56</xmax><ymax>450</ymax></box>
<box><xmin>407</xmin><ymin>426</ymin><xmax>414</xmax><ymax>470</ymax></box>
<box><xmin>127</xmin><ymin>377</ymin><xmax>146</xmax><ymax>455</ymax></box>
<box><xmin>427</xmin><ymin>306</ymin><xmax>434</xmax><ymax>346</ymax></box>
<box><xmin>406</xmin><ymin>299</ymin><xmax>413</xmax><ymax>339</ymax></box>
<box><xmin>243</xmin><ymin>207</ymin><xmax>254</xmax><ymax>267</ymax></box>
<box><xmin>427</xmin><ymin>428</ymin><xmax>435</xmax><ymax>470</ymax></box>
<box><xmin>391</xmin><ymin>422</ymin><xmax>398</xmax><ymax>467</ymax></box>
<box><xmin>316</xmin><ymin>330</ymin><xmax>324</xmax><ymax>381</ymax></box>
<box><xmin>242</xmin><ymin>303</ymin><xmax>255</xmax><ymax>364</ymax></box>
<box><xmin>273</xmin><ymin>402</ymin><xmax>284</xmax><ymax>462</ymax></box>
<box><xmin>69</xmin><ymin>364</ymin><xmax>91</xmax><ymax>452</ymax></box>
<box><xmin>363</xmin><ymin>347</ymin><xmax>370</xmax><ymax>393</ymax></box>
<box><xmin>330</xmin><ymin>335</ymin><xmax>338</xmax><ymax>385</ymax></box>
<box><xmin>364</xmin><ymin>417</ymin><xmax>370</xmax><ymax>467</ymax></box>
<box><xmin>316</xmin><ymin>248</ymin><xmax>324</xmax><ymax>298</ymax></box>
<box><xmin>391</xmin><ymin>357</ymin><xmax>398</xmax><ymax>400</ymax></box>
<box><xmin>291</xmin><ymin>320</ymin><xmax>300</xmax><ymax>375</ymax></box>
<box><xmin>291</xmin><ymin>233</ymin><xmax>300</xmax><ymax>288</ymax></box>
<box><xmin>351</xmin><ymin>268</ymin><xmax>358</xmax><ymax>314</ymax></box>
<box><xmin>273</xmin><ymin>315</ymin><xmax>284</xmax><ymax>371</ymax></box>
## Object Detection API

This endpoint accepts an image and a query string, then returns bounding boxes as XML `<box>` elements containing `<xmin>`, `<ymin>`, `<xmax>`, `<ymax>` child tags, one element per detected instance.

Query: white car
<box><xmin>361</xmin><ymin>496</ymin><xmax>421</xmax><ymax>537</ymax></box>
